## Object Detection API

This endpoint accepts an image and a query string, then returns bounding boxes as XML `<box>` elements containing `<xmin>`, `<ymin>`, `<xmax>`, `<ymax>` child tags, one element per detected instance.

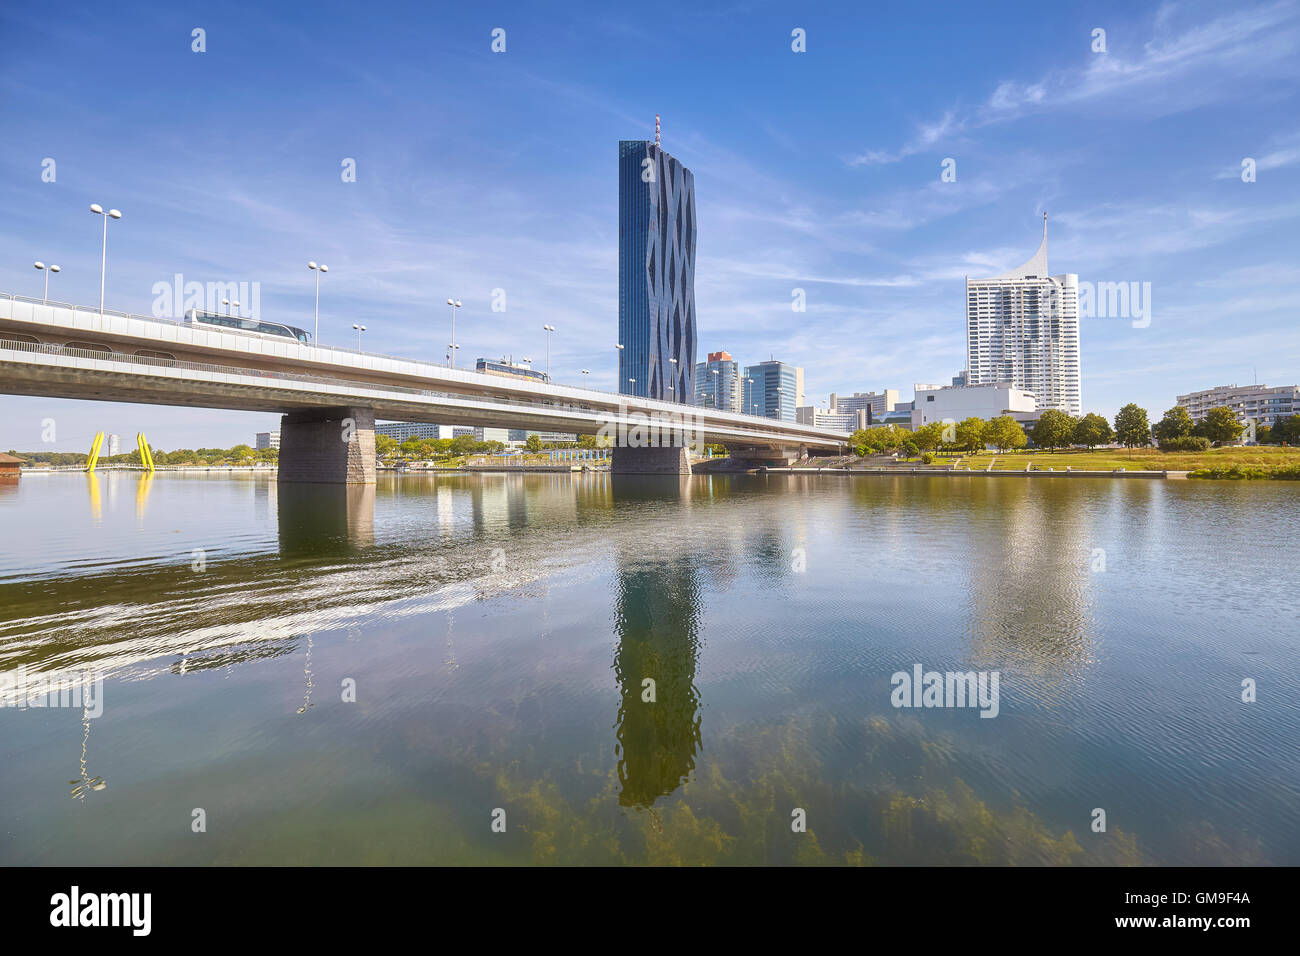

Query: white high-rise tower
<box><xmin>964</xmin><ymin>215</ymin><xmax>1081</xmax><ymax>417</ymax></box>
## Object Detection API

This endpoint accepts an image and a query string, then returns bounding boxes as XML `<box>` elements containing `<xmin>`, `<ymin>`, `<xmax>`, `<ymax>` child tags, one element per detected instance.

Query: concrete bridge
<box><xmin>0</xmin><ymin>294</ymin><xmax>849</xmax><ymax>480</ymax></box>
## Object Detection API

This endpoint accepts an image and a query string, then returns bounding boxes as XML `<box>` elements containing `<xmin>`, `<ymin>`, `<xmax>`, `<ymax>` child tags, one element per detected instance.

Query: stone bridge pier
<box><xmin>278</xmin><ymin>406</ymin><xmax>376</xmax><ymax>483</ymax></box>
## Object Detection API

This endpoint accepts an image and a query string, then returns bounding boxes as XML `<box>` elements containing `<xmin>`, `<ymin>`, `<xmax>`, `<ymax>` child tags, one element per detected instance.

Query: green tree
<box><xmin>524</xmin><ymin>433</ymin><xmax>543</xmax><ymax>453</ymax></box>
<box><xmin>577</xmin><ymin>434</ymin><xmax>599</xmax><ymax>449</ymax></box>
<box><xmin>911</xmin><ymin>423</ymin><xmax>944</xmax><ymax>453</ymax></box>
<box><xmin>1196</xmin><ymin>406</ymin><xmax>1245</xmax><ymax>445</ymax></box>
<box><xmin>374</xmin><ymin>434</ymin><xmax>398</xmax><ymax>458</ymax></box>
<box><xmin>954</xmin><ymin>417</ymin><xmax>987</xmax><ymax>454</ymax></box>
<box><xmin>1030</xmin><ymin>409</ymin><xmax>1077</xmax><ymax>451</ymax></box>
<box><xmin>1113</xmin><ymin>403</ymin><xmax>1151</xmax><ymax>449</ymax></box>
<box><xmin>1255</xmin><ymin>424</ymin><xmax>1273</xmax><ymax>445</ymax></box>
<box><xmin>985</xmin><ymin>416</ymin><xmax>1028</xmax><ymax>453</ymax></box>
<box><xmin>1272</xmin><ymin>415</ymin><xmax>1300</xmax><ymax>444</ymax></box>
<box><xmin>1073</xmin><ymin>412</ymin><xmax>1113</xmax><ymax>449</ymax></box>
<box><xmin>450</xmin><ymin>434</ymin><xmax>478</xmax><ymax>457</ymax></box>
<box><xmin>1152</xmin><ymin>406</ymin><xmax>1194</xmax><ymax>443</ymax></box>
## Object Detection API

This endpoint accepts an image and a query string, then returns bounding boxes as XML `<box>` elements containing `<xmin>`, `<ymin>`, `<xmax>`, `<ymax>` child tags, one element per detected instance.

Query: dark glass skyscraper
<box><xmin>619</xmin><ymin>140</ymin><xmax>696</xmax><ymax>402</ymax></box>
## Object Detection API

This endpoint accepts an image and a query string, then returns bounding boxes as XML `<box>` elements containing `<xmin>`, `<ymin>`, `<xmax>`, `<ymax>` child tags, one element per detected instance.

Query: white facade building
<box><xmin>910</xmin><ymin>383</ymin><xmax>1037</xmax><ymax>430</ymax></box>
<box><xmin>255</xmin><ymin>430</ymin><xmax>280</xmax><ymax>450</ymax></box>
<box><xmin>965</xmin><ymin>216</ymin><xmax>1080</xmax><ymax>416</ymax></box>
<box><xmin>796</xmin><ymin>407</ymin><xmax>860</xmax><ymax>432</ymax></box>
<box><xmin>829</xmin><ymin>390</ymin><xmax>900</xmax><ymax>422</ymax></box>
<box><xmin>1176</xmin><ymin>384</ymin><xmax>1299</xmax><ymax>428</ymax></box>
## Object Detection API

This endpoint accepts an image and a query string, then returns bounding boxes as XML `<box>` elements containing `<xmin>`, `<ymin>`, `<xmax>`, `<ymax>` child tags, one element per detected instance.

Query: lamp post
<box><xmin>615</xmin><ymin>344</ymin><xmax>625</xmax><ymax>395</ymax></box>
<box><xmin>711</xmin><ymin>367</ymin><xmax>720</xmax><ymax>409</ymax></box>
<box><xmin>222</xmin><ymin>297</ymin><xmax>231</xmax><ymax>316</ymax></box>
<box><xmin>542</xmin><ymin>324</ymin><xmax>555</xmax><ymax>380</ymax></box>
<box><xmin>308</xmin><ymin>262</ymin><xmax>328</xmax><ymax>342</ymax></box>
<box><xmin>353</xmin><ymin>323</ymin><xmax>366</xmax><ymax>350</ymax></box>
<box><xmin>669</xmin><ymin>356</ymin><xmax>678</xmax><ymax>403</ymax></box>
<box><xmin>446</xmin><ymin>298</ymin><xmax>462</xmax><ymax>368</ymax></box>
<box><xmin>89</xmin><ymin>204</ymin><xmax>122</xmax><ymax>315</ymax></box>
<box><xmin>34</xmin><ymin>262</ymin><xmax>60</xmax><ymax>303</ymax></box>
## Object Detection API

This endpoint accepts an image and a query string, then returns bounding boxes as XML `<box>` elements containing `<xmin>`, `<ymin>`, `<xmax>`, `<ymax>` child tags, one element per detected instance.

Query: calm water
<box><xmin>1</xmin><ymin>471</ymin><xmax>1297</xmax><ymax>865</ymax></box>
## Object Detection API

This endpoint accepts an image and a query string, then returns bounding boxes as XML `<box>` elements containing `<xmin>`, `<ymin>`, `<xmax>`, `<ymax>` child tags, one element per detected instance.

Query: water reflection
<box><xmin>278</xmin><ymin>483</ymin><xmax>375</xmax><ymax>554</ymax></box>
<box><xmin>612</xmin><ymin>552</ymin><xmax>704</xmax><ymax>809</ymax></box>
<box><xmin>957</xmin><ymin>480</ymin><xmax>1099</xmax><ymax>689</ymax></box>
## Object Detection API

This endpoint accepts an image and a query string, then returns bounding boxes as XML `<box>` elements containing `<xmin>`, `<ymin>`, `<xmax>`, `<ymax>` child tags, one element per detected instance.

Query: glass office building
<box><xmin>743</xmin><ymin>360</ymin><xmax>803</xmax><ymax>422</ymax></box>
<box><xmin>694</xmin><ymin>350</ymin><xmax>741</xmax><ymax>412</ymax></box>
<box><xmin>619</xmin><ymin>139</ymin><xmax>696</xmax><ymax>403</ymax></box>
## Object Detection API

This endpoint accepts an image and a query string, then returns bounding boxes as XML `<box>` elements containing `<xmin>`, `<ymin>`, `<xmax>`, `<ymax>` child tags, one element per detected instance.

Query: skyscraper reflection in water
<box><xmin>612</xmin><ymin>551</ymin><xmax>704</xmax><ymax>808</ymax></box>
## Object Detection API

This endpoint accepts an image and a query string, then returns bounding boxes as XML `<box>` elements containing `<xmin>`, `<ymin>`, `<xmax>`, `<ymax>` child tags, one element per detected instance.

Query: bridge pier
<box><xmin>278</xmin><ymin>406</ymin><xmax>376</xmax><ymax>484</ymax></box>
<box><xmin>611</xmin><ymin>445</ymin><xmax>691</xmax><ymax>476</ymax></box>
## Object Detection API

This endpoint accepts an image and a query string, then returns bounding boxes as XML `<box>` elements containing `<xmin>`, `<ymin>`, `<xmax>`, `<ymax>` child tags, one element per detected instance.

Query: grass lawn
<box><xmin>958</xmin><ymin>446</ymin><xmax>1300</xmax><ymax>472</ymax></box>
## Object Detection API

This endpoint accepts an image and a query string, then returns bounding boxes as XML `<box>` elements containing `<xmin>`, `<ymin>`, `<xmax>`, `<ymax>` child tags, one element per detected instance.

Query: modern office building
<box><xmin>376</xmin><ymin>422</ymin><xmax>444</xmax><ymax>442</ymax></box>
<box><xmin>694</xmin><ymin>350</ymin><xmax>741</xmax><ymax>412</ymax></box>
<box><xmin>618</xmin><ymin>134</ymin><xmax>696</xmax><ymax>403</ymax></box>
<box><xmin>796</xmin><ymin>406</ymin><xmax>860</xmax><ymax>432</ymax></box>
<box><xmin>829</xmin><ymin>390</ymin><xmax>900</xmax><ymax>423</ymax></box>
<box><xmin>743</xmin><ymin>360</ymin><xmax>804</xmax><ymax>422</ymax></box>
<box><xmin>255</xmin><ymin>430</ymin><xmax>280</xmax><ymax>450</ymax></box>
<box><xmin>910</xmin><ymin>383</ymin><xmax>1037</xmax><ymax>429</ymax></box>
<box><xmin>965</xmin><ymin>216</ymin><xmax>1081</xmax><ymax>416</ymax></box>
<box><xmin>1176</xmin><ymin>383</ymin><xmax>1300</xmax><ymax>428</ymax></box>
<box><xmin>107</xmin><ymin>434</ymin><xmax>121</xmax><ymax>456</ymax></box>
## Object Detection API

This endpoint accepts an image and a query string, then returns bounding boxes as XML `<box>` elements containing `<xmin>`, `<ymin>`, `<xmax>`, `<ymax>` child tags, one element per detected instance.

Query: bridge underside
<box><xmin>0</xmin><ymin>347</ymin><xmax>845</xmax><ymax>483</ymax></box>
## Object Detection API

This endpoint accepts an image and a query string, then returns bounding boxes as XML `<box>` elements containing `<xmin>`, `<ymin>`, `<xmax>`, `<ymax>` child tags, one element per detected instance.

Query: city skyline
<box><xmin>1</xmin><ymin>0</ymin><xmax>1298</xmax><ymax>451</ymax></box>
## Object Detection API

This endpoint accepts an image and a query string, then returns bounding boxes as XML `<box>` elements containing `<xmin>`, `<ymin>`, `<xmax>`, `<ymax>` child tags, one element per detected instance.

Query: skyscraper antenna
<box><xmin>1043</xmin><ymin>211</ymin><xmax>1048</xmax><ymax>239</ymax></box>
<box><xmin>655</xmin><ymin>114</ymin><xmax>661</xmax><ymax>147</ymax></box>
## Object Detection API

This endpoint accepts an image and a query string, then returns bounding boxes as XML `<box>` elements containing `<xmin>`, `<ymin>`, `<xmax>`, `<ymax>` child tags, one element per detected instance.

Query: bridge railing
<box><xmin>0</xmin><ymin>292</ymin><xmax>850</xmax><ymax>439</ymax></box>
<box><xmin>0</xmin><ymin>338</ymin><xmax>845</xmax><ymax>445</ymax></box>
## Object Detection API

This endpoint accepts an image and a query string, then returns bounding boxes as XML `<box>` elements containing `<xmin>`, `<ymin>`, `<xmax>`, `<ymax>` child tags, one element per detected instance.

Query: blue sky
<box><xmin>2</xmin><ymin>0</ymin><xmax>1298</xmax><ymax>451</ymax></box>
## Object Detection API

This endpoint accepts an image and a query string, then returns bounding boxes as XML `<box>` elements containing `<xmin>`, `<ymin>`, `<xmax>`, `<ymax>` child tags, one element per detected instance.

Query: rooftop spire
<box><xmin>655</xmin><ymin>114</ymin><xmax>661</xmax><ymax>147</ymax></box>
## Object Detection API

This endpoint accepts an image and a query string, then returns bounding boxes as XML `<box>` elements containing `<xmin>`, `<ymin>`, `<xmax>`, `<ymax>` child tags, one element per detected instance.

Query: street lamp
<box><xmin>34</xmin><ymin>261</ymin><xmax>60</xmax><ymax>303</ymax></box>
<box><xmin>711</xmin><ymin>367</ymin><xmax>720</xmax><ymax>409</ymax></box>
<box><xmin>308</xmin><ymin>262</ymin><xmax>328</xmax><ymax>342</ymax></box>
<box><xmin>446</xmin><ymin>298</ymin><xmax>462</xmax><ymax>368</ymax></box>
<box><xmin>353</xmin><ymin>323</ymin><xmax>367</xmax><ymax>350</ymax></box>
<box><xmin>89</xmin><ymin>204</ymin><xmax>122</xmax><ymax>315</ymax></box>
<box><xmin>542</xmin><ymin>324</ymin><xmax>555</xmax><ymax>380</ymax></box>
<box><xmin>669</xmin><ymin>356</ymin><xmax>678</xmax><ymax>402</ymax></box>
<box><xmin>222</xmin><ymin>297</ymin><xmax>231</xmax><ymax>315</ymax></box>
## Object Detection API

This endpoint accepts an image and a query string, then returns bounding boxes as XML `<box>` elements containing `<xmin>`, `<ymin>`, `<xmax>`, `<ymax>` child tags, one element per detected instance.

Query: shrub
<box><xmin>1158</xmin><ymin>435</ymin><xmax>1211</xmax><ymax>452</ymax></box>
<box><xmin>1188</xmin><ymin>464</ymin><xmax>1300</xmax><ymax>480</ymax></box>
<box><xmin>920</xmin><ymin>452</ymin><xmax>936</xmax><ymax>465</ymax></box>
